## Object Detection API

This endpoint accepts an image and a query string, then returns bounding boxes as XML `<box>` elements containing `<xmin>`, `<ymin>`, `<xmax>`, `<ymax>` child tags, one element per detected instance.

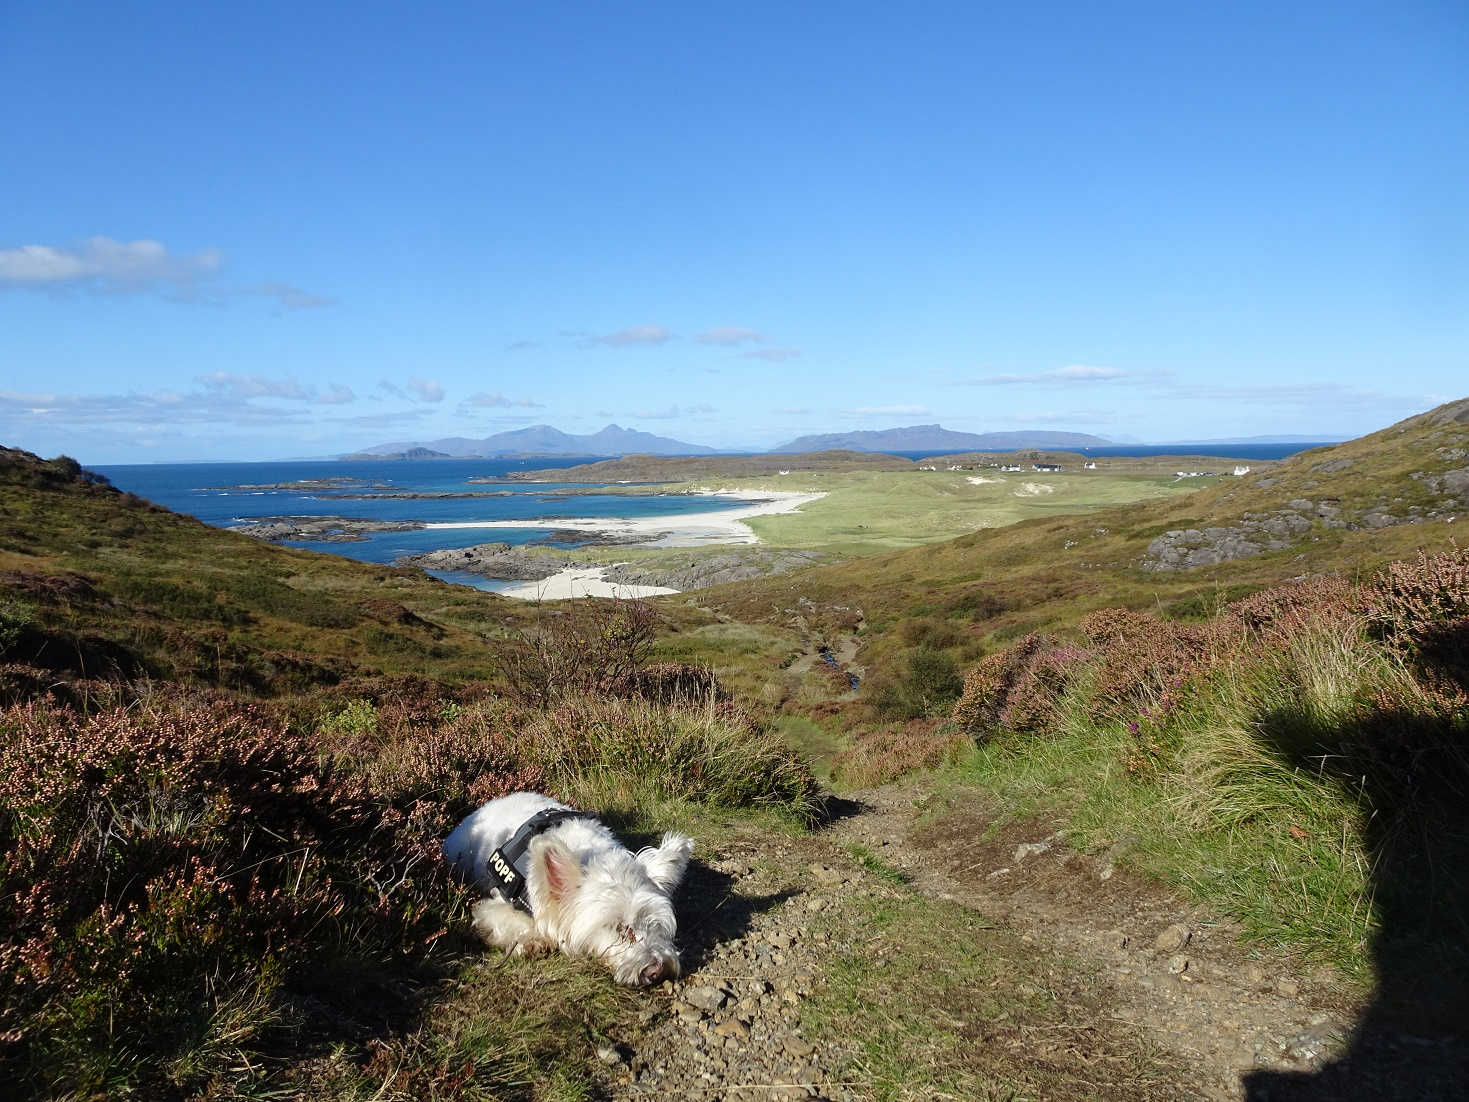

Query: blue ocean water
<box><xmin>93</xmin><ymin>457</ymin><xmax>755</xmax><ymax>579</ymax></box>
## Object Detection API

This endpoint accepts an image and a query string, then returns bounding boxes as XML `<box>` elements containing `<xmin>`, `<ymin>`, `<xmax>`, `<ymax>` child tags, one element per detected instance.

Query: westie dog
<box><xmin>443</xmin><ymin>792</ymin><xmax>693</xmax><ymax>986</ymax></box>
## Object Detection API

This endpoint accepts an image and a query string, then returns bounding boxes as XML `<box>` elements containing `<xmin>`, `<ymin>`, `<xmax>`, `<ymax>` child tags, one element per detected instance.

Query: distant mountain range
<box><xmin>356</xmin><ymin>422</ymin><xmax>1117</xmax><ymax>459</ymax></box>
<box><xmin>768</xmin><ymin>425</ymin><xmax>1112</xmax><ymax>453</ymax></box>
<box><xmin>351</xmin><ymin>424</ymin><xmax>716</xmax><ymax>458</ymax></box>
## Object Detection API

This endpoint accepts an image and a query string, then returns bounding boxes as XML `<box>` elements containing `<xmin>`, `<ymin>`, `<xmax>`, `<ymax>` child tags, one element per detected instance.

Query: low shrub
<box><xmin>951</xmin><ymin>633</ymin><xmax>1086</xmax><ymax>736</ymax></box>
<box><xmin>498</xmin><ymin>598</ymin><xmax>659</xmax><ymax>705</ymax></box>
<box><xmin>866</xmin><ymin>645</ymin><xmax>965</xmax><ymax>720</ymax></box>
<box><xmin>0</xmin><ymin>697</ymin><xmax>512</xmax><ymax>1096</ymax></box>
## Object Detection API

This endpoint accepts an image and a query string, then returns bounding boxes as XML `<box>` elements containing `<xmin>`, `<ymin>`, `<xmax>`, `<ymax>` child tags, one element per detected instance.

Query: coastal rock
<box><xmin>603</xmin><ymin>549</ymin><xmax>830</xmax><ymax>591</ymax></box>
<box><xmin>231</xmin><ymin>516</ymin><xmax>426</xmax><ymax>543</ymax></box>
<box><xmin>397</xmin><ymin>542</ymin><xmax>576</xmax><ymax>581</ymax></box>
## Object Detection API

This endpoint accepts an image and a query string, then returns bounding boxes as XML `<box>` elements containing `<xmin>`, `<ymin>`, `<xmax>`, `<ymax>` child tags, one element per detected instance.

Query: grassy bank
<box><xmin>937</xmin><ymin>551</ymin><xmax>1469</xmax><ymax>979</ymax></box>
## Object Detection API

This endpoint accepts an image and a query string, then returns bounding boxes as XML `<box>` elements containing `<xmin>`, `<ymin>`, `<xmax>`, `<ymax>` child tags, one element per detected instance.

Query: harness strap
<box><xmin>486</xmin><ymin>808</ymin><xmax>592</xmax><ymax>913</ymax></box>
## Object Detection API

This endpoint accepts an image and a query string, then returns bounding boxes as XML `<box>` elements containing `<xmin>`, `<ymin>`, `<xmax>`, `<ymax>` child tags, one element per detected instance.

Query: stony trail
<box><xmin>590</xmin><ymin>783</ymin><xmax>1362</xmax><ymax>1101</ymax></box>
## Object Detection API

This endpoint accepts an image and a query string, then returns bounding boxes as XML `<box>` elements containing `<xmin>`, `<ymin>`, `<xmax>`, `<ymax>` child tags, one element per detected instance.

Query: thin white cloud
<box><xmin>0</xmin><ymin>387</ymin><xmax>310</xmax><ymax>428</ymax></box>
<box><xmin>1169</xmin><ymin>381</ymin><xmax>1425</xmax><ymax>410</ymax></box>
<box><xmin>696</xmin><ymin>326</ymin><xmax>764</xmax><ymax>346</ymax></box>
<box><xmin>505</xmin><ymin>340</ymin><xmax>541</xmax><ymax>352</ymax></box>
<box><xmin>318</xmin><ymin>384</ymin><xmax>356</xmax><ymax>404</ymax></box>
<box><xmin>743</xmin><ymin>347</ymin><xmax>801</xmax><ymax>362</ymax></box>
<box><xmin>0</xmin><ymin>237</ymin><xmax>222</xmax><ymax>292</ymax></box>
<box><xmin>775</xmin><ymin>406</ymin><xmax>812</xmax><ymax>415</ymax></box>
<box><xmin>0</xmin><ymin>237</ymin><xmax>335</xmax><ymax>312</ymax></box>
<box><xmin>196</xmin><ymin>372</ymin><xmax>310</xmax><ymax>401</ymax></box>
<box><xmin>249</xmin><ymin>282</ymin><xmax>335</xmax><ymax>309</ymax></box>
<box><xmin>196</xmin><ymin>373</ymin><xmax>355</xmax><ymax>405</ymax></box>
<box><xmin>952</xmin><ymin>364</ymin><xmax>1132</xmax><ymax>387</ymax></box>
<box><xmin>408</xmin><ymin>378</ymin><xmax>445</xmax><ymax>403</ymax></box>
<box><xmin>585</xmin><ymin>324</ymin><xmax>673</xmax><ymax>348</ymax></box>
<box><xmin>462</xmin><ymin>391</ymin><xmax>544</xmax><ymax>409</ymax></box>
<box><xmin>853</xmin><ymin>404</ymin><xmax>931</xmax><ymax>416</ymax></box>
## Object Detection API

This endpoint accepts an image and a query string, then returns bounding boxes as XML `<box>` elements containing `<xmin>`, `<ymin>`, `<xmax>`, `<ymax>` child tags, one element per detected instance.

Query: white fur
<box><xmin>443</xmin><ymin>792</ymin><xmax>693</xmax><ymax>986</ymax></box>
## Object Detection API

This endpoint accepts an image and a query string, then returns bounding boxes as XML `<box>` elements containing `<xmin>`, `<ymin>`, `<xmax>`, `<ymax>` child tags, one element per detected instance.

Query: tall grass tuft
<box><xmin>516</xmin><ymin>694</ymin><xmax>821</xmax><ymax>819</ymax></box>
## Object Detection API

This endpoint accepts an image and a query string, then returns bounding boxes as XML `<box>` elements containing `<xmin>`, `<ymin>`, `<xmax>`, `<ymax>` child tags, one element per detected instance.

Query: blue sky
<box><xmin>2</xmin><ymin>1</ymin><xmax>1464</xmax><ymax>462</ymax></box>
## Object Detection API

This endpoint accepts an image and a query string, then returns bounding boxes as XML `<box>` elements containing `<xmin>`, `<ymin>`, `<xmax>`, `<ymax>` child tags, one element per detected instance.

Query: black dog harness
<box><xmin>486</xmin><ymin>807</ymin><xmax>593</xmax><ymax>913</ymax></box>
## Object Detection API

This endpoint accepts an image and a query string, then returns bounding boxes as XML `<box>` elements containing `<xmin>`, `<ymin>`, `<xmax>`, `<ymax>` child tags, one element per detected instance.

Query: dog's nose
<box><xmin>640</xmin><ymin>960</ymin><xmax>673</xmax><ymax>986</ymax></box>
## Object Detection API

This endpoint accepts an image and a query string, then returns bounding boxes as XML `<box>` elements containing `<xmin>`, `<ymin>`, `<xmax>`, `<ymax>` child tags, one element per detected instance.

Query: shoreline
<box><xmin>493</xmin><ymin>567</ymin><xmax>680</xmax><ymax>601</ymax></box>
<box><xmin>422</xmin><ymin>489</ymin><xmax>827</xmax><ymax>550</ymax></box>
<box><xmin>440</xmin><ymin>489</ymin><xmax>828</xmax><ymax>601</ymax></box>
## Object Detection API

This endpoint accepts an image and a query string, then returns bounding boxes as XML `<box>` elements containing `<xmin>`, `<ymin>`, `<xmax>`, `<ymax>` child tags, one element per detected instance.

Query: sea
<box><xmin>92</xmin><ymin>456</ymin><xmax>750</xmax><ymax>592</ymax></box>
<box><xmin>94</xmin><ymin>442</ymin><xmax>1334</xmax><ymax>592</ymax></box>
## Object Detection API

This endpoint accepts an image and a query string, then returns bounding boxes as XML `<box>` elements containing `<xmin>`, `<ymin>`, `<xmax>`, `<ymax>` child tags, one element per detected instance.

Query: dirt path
<box><xmin>592</xmin><ymin>782</ymin><xmax>1365</xmax><ymax>1100</ymax></box>
<box><xmin>823</xmin><ymin>783</ymin><xmax>1355</xmax><ymax>1099</ymax></box>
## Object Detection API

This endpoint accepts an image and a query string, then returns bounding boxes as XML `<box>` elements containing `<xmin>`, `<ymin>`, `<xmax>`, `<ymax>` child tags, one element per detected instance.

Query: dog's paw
<box><xmin>512</xmin><ymin>935</ymin><xmax>556</xmax><ymax>959</ymax></box>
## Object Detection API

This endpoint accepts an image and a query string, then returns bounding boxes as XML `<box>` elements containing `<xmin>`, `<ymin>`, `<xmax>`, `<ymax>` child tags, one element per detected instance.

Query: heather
<box><xmin>949</xmin><ymin>547</ymin><xmax>1469</xmax><ymax>974</ymax></box>
<box><xmin>0</xmin><ymin>671</ymin><xmax>815</xmax><ymax>1097</ymax></box>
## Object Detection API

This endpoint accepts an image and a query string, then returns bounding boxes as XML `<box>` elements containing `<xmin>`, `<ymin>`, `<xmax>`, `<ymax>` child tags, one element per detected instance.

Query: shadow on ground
<box><xmin>1244</xmin><ymin>697</ymin><xmax>1469</xmax><ymax>1100</ymax></box>
<box><xmin>673</xmin><ymin>861</ymin><xmax>797</xmax><ymax>974</ymax></box>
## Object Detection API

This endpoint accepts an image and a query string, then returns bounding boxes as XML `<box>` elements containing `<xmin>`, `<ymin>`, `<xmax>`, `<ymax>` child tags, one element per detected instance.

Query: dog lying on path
<box><xmin>443</xmin><ymin>792</ymin><xmax>693</xmax><ymax>986</ymax></box>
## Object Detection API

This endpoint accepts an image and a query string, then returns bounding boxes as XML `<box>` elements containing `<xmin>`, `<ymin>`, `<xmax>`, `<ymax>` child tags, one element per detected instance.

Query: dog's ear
<box><xmin>637</xmin><ymin>832</ymin><xmax>693</xmax><ymax>893</ymax></box>
<box><xmin>527</xmin><ymin>836</ymin><xmax>582</xmax><ymax>915</ymax></box>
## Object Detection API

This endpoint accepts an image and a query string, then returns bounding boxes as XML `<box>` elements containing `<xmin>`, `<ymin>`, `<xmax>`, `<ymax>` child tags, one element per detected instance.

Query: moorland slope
<box><xmin>3</xmin><ymin>403</ymin><xmax>1468</xmax><ymax>1099</ymax></box>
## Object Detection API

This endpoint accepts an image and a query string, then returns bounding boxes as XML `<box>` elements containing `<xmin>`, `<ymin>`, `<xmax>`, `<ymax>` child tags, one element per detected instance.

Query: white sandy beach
<box><xmin>423</xmin><ymin>489</ymin><xmax>826</xmax><ymax>548</ymax></box>
<box><xmin>494</xmin><ymin>567</ymin><xmax>679</xmax><ymax>601</ymax></box>
<box><xmin>430</xmin><ymin>489</ymin><xmax>826</xmax><ymax>601</ymax></box>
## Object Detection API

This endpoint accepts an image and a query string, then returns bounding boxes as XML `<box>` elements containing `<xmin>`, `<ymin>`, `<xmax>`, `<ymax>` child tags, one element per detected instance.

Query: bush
<box><xmin>499</xmin><ymin>598</ymin><xmax>659</xmax><ymax>705</ymax></box>
<box><xmin>0</xmin><ymin>600</ymin><xmax>36</xmax><ymax>657</ymax></box>
<box><xmin>898</xmin><ymin>616</ymin><xmax>965</xmax><ymax>649</ymax></box>
<box><xmin>832</xmin><ymin>719</ymin><xmax>967</xmax><ymax>787</ymax></box>
<box><xmin>951</xmin><ymin>633</ymin><xmax>1085</xmax><ymax>736</ymax></box>
<box><xmin>1368</xmin><ymin>546</ymin><xmax>1469</xmax><ymax>694</ymax></box>
<box><xmin>866</xmin><ymin>645</ymin><xmax>964</xmax><ymax>720</ymax></box>
<box><xmin>0</xmin><ymin>698</ymin><xmax>491</xmax><ymax>1096</ymax></box>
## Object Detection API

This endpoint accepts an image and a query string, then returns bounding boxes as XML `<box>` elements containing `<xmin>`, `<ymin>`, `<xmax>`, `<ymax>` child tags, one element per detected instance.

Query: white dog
<box><xmin>443</xmin><ymin>792</ymin><xmax>693</xmax><ymax>987</ymax></box>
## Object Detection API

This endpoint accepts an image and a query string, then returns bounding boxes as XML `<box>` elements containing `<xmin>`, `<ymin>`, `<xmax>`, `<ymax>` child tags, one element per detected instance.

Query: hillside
<box><xmin>3</xmin><ymin>403</ymin><xmax>1468</xmax><ymax>1098</ymax></box>
<box><xmin>770</xmin><ymin>424</ymin><xmax>1111</xmax><ymax>453</ymax></box>
<box><xmin>0</xmin><ymin>446</ymin><xmax>534</xmax><ymax>694</ymax></box>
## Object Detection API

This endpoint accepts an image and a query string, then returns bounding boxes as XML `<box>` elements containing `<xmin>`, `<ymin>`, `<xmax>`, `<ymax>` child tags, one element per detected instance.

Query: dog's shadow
<box><xmin>605</xmin><ymin>818</ymin><xmax>796</xmax><ymax>975</ymax></box>
<box><xmin>673</xmin><ymin>860</ymin><xmax>796</xmax><ymax>974</ymax></box>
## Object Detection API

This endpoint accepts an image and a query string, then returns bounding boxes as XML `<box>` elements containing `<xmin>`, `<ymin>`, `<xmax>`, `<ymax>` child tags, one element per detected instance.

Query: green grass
<box><xmin>775</xmin><ymin>715</ymin><xmax>850</xmax><ymax>783</ymax></box>
<box><xmin>666</xmin><ymin>469</ymin><xmax>1199</xmax><ymax>556</ymax></box>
